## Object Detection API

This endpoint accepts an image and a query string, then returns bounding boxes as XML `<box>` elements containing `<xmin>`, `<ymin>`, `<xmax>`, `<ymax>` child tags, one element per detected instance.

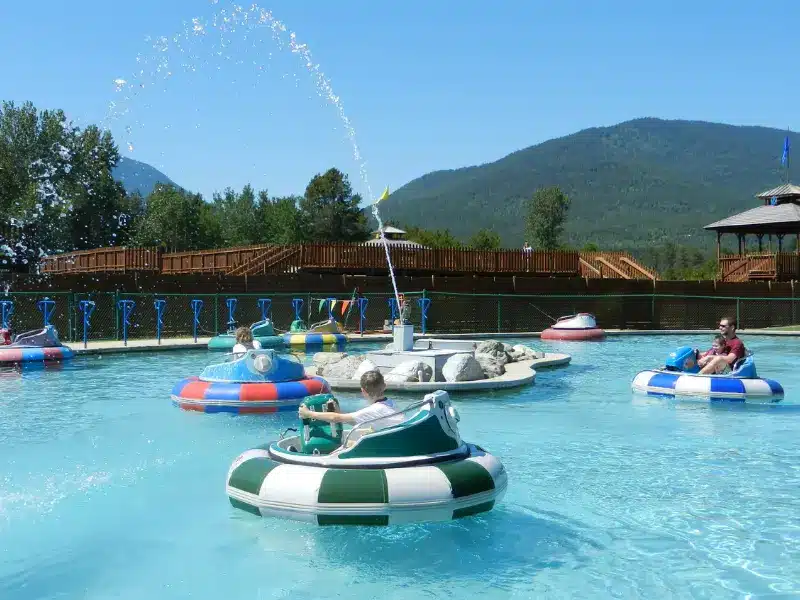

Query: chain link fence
<box><xmin>0</xmin><ymin>291</ymin><xmax>425</xmax><ymax>342</ymax></box>
<box><xmin>1</xmin><ymin>290</ymin><xmax>798</xmax><ymax>341</ymax></box>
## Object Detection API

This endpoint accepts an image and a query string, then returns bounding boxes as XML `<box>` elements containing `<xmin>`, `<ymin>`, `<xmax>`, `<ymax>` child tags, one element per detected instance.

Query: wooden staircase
<box><xmin>226</xmin><ymin>245</ymin><xmax>301</xmax><ymax>276</ymax></box>
<box><xmin>579</xmin><ymin>252</ymin><xmax>658</xmax><ymax>280</ymax></box>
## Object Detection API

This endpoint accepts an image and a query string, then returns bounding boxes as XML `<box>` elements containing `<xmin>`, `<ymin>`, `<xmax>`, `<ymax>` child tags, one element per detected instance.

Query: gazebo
<box><xmin>704</xmin><ymin>183</ymin><xmax>800</xmax><ymax>281</ymax></box>
<box><xmin>364</xmin><ymin>226</ymin><xmax>424</xmax><ymax>249</ymax></box>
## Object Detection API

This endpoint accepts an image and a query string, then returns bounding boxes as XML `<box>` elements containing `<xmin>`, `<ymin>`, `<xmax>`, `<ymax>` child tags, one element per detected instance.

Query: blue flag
<box><xmin>782</xmin><ymin>135</ymin><xmax>790</xmax><ymax>166</ymax></box>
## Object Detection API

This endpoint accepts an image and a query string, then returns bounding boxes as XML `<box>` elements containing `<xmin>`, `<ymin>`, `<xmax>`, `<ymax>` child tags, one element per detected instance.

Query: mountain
<box><xmin>379</xmin><ymin>118</ymin><xmax>796</xmax><ymax>250</ymax></box>
<box><xmin>112</xmin><ymin>157</ymin><xmax>179</xmax><ymax>197</ymax></box>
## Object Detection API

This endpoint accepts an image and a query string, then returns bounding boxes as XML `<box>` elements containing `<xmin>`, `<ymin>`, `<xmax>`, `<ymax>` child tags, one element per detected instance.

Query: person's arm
<box><xmin>298</xmin><ymin>405</ymin><xmax>356</xmax><ymax>425</ymax></box>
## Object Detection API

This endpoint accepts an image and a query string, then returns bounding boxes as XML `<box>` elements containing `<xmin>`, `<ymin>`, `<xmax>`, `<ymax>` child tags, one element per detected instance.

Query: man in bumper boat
<box><xmin>697</xmin><ymin>316</ymin><xmax>746</xmax><ymax>375</ymax></box>
<box><xmin>298</xmin><ymin>370</ymin><xmax>404</xmax><ymax>428</ymax></box>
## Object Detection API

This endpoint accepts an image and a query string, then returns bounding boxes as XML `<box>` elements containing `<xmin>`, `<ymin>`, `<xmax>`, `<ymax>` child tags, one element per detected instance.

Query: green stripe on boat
<box><xmin>228</xmin><ymin>457</ymin><xmax>280</xmax><ymax>495</ymax></box>
<box><xmin>317</xmin><ymin>469</ymin><xmax>388</xmax><ymax>504</ymax></box>
<box><xmin>452</xmin><ymin>500</ymin><xmax>495</xmax><ymax>520</ymax></box>
<box><xmin>436</xmin><ymin>460</ymin><xmax>495</xmax><ymax>498</ymax></box>
<box><xmin>317</xmin><ymin>514</ymin><xmax>389</xmax><ymax>526</ymax></box>
<box><xmin>229</xmin><ymin>497</ymin><xmax>262</xmax><ymax>516</ymax></box>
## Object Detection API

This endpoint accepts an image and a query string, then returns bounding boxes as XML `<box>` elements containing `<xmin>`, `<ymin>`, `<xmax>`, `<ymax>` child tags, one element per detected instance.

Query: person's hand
<box><xmin>299</xmin><ymin>405</ymin><xmax>311</xmax><ymax>419</ymax></box>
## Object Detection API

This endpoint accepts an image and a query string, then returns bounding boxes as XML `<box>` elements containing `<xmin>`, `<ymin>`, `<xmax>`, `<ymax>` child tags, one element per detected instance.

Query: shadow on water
<box><xmin>294</xmin><ymin>506</ymin><xmax>601</xmax><ymax>586</ymax></box>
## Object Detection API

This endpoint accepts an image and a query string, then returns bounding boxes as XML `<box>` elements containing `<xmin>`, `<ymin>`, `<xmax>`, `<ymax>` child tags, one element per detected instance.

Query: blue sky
<box><xmin>2</xmin><ymin>0</ymin><xmax>798</xmax><ymax>204</ymax></box>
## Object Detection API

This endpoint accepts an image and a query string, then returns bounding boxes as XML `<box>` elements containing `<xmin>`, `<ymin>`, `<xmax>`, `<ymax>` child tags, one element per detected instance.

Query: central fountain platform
<box><xmin>307</xmin><ymin>325</ymin><xmax>571</xmax><ymax>393</ymax></box>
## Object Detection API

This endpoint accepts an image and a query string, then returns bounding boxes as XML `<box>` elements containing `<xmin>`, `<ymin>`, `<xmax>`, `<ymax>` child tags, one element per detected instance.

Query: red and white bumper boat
<box><xmin>541</xmin><ymin>313</ymin><xmax>605</xmax><ymax>341</ymax></box>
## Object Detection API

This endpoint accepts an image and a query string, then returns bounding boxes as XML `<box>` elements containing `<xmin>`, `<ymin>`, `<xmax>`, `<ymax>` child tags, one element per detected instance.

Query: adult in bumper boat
<box><xmin>697</xmin><ymin>316</ymin><xmax>745</xmax><ymax>375</ymax></box>
<box><xmin>225</xmin><ymin>370</ymin><xmax>507</xmax><ymax>525</ymax></box>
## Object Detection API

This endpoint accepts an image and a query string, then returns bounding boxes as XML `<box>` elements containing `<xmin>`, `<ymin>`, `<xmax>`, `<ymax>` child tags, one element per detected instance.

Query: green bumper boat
<box><xmin>207</xmin><ymin>319</ymin><xmax>285</xmax><ymax>351</ymax></box>
<box><xmin>226</xmin><ymin>390</ymin><xmax>508</xmax><ymax>525</ymax></box>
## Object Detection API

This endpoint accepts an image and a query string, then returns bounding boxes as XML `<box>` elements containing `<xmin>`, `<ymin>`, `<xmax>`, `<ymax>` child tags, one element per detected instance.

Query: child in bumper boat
<box><xmin>232</xmin><ymin>326</ymin><xmax>262</xmax><ymax>354</ymax></box>
<box><xmin>298</xmin><ymin>370</ymin><xmax>404</xmax><ymax>429</ymax></box>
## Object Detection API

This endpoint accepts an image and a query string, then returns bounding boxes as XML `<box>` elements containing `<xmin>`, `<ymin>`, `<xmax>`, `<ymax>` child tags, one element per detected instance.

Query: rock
<box><xmin>351</xmin><ymin>358</ymin><xmax>378</xmax><ymax>380</ymax></box>
<box><xmin>512</xmin><ymin>344</ymin><xmax>545</xmax><ymax>360</ymax></box>
<box><xmin>442</xmin><ymin>354</ymin><xmax>485</xmax><ymax>382</ymax></box>
<box><xmin>474</xmin><ymin>340</ymin><xmax>509</xmax><ymax>377</ymax></box>
<box><xmin>321</xmin><ymin>355</ymin><xmax>365</xmax><ymax>379</ymax></box>
<box><xmin>313</xmin><ymin>352</ymin><xmax>348</xmax><ymax>368</ymax></box>
<box><xmin>384</xmin><ymin>360</ymin><xmax>433</xmax><ymax>383</ymax></box>
<box><xmin>474</xmin><ymin>352</ymin><xmax>506</xmax><ymax>378</ymax></box>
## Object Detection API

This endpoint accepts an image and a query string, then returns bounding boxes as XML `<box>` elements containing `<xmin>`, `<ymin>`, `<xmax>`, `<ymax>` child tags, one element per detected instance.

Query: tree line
<box><xmin>0</xmin><ymin>99</ymin><xmax>716</xmax><ymax>278</ymax></box>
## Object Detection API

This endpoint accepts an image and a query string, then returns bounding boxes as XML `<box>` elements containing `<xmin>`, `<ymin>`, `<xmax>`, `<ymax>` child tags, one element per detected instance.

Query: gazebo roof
<box><xmin>705</xmin><ymin>202</ymin><xmax>800</xmax><ymax>232</ymax></box>
<box><xmin>704</xmin><ymin>182</ymin><xmax>800</xmax><ymax>234</ymax></box>
<box><xmin>364</xmin><ymin>238</ymin><xmax>424</xmax><ymax>249</ymax></box>
<box><xmin>755</xmin><ymin>183</ymin><xmax>800</xmax><ymax>200</ymax></box>
<box><xmin>373</xmin><ymin>226</ymin><xmax>407</xmax><ymax>235</ymax></box>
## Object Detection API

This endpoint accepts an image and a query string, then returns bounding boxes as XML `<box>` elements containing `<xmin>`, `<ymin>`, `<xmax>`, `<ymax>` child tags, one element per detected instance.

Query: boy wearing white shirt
<box><xmin>298</xmin><ymin>370</ymin><xmax>402</xmax><ymax>427</ymax></box>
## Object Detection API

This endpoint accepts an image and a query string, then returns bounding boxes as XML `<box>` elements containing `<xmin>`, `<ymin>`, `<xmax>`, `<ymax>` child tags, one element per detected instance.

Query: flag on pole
<box><xmin>782</xmin><ymin>135</ymin><xmax>790</xmax><ymax>166</ymax></box>
<box><xmin>376</xmin><ymin>186</ymin><xmax>390</xmax><ymax>203</ymax></box>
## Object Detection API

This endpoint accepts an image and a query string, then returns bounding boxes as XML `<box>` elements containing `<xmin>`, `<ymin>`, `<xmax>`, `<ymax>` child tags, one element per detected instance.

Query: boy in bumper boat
<box><xmin>298</xmin><ymin>370</ymin><xmax>404</xmax><ymax>429</ymax></box>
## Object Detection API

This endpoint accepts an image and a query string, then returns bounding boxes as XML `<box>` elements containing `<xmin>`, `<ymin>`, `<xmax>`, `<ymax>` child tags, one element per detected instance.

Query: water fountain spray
<box><xmin>105</xmin><ymin>2</ymin><xmax>405</xmax><ymax>323</ymax></box>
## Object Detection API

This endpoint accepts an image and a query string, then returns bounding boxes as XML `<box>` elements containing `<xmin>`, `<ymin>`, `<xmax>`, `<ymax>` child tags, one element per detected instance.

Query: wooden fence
<box><xmin>40</xmin><ymin>247</ymin><xmax>162</xmax><ymax>274</ymax></box>
<box><xmin>42</xmin><ymin>243</ymin><xmax>581</xmax><ymax>277</ymax></box>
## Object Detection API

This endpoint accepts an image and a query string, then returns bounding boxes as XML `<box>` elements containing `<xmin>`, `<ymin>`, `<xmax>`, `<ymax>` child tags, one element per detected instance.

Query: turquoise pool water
<box><xmin>1</xmin><ymin>335</ymin><xmax>799</xmax><ymax>599</ymax></box>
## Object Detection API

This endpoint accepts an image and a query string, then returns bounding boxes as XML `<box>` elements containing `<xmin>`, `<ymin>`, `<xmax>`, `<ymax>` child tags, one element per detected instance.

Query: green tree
<box><xmin>0</xmin><ymin>101</ymin><xmax>136</xmax><ymax>266</ymax></box>
<box><xmin>467</xmin><ymin>228</ymin><xmax>501</xmax><ymax>250</ymax></box>
<box><xmin>133</xmin><ymin>184</ymin><xmax>221</xmax><ymax>251</ymax></box>
<box><xmin>213</xmin><ymin>184</ymin><xmax>259</xmax><ymax>246</ymax></box>
<box><xmin>403</xmin><ymin>225</ymin><xmax>462</xmax><ymax>248</ymax></box>
<box><xmin>298</xmin><ymin>168</ymin><xmax>369</xmax><ymax>242</ymax></box>
<box><xmin>257</xmin><ymin>192</ymin><xmax>303</xmax><ymax>244</ymax></box>
<box><xmin>524</xmin><ymin>186</ymin><xmax>571</xmax><ymax>250</ymax></box>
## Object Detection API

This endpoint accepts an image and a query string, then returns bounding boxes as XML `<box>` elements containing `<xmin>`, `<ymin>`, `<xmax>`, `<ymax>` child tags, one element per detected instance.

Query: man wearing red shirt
<box><xmin>698</xmin><ymin>316</ymin><xmax>746</xmax><ymax>374</ymax></box>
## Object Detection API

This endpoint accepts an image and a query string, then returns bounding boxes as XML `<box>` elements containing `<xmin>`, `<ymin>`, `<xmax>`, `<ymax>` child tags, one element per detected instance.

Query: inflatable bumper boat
<box><xmin>226</xmin><ymin>390</ymin><xmax>507</xmax><ymax>525</ymax></box>
<box><xmin>0</xmin><ymin>325</ymin><xmax>75</xmax><ymax>364</ymax></box>
<box><xmin>631</xmin><ymin>346</ymin><xmax>784</xmax><ymax>402</ymax></box>
<box><xmin>283</xmin><ymin>318</ymin><xmax>347</xmax><ymax>349</ymax></box>
<box><xmin>172</xmin><ymin>349</ymin><xmax>329</xmax><ymax>413</ymax></box>
<box><xmin>541</xmin><ymin>313</ymin><xmax>605</xmax><ymax>341</ymax></box>
<box><xmin>208</xmin><ymin>319</ymin><xmax>284</xmax><ymax>351</ymax></box>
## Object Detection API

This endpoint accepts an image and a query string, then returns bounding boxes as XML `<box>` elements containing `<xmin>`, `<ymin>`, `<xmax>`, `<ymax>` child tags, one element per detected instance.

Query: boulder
<box><xmin>321</xmin><ymin>355</ymin><xmax>365</xmax><ymax>379</ymax></box>
<box><xmin>384</xmin><ymin>360</ymin><xmax>433</xmax><ymax>383</ymax></box>
<box><xmin>442</xmin><ymin>354</ymin><xmax>485</xmax><ymax>382</ymax></box>
<box><xmin>351</xmin><ymin>359</ymin><xmax>378</xmax><ymax>380</ymax></box>
<box><xmin>474</xmin><ymin>340</ymin><xmax>509</xmax><ymax>378</ymax></box>
<box><xmin>313</xmin><ymin>352</ymin><xmax>348</xmax><ymax>368</ymax></box>
<box><xmin>512</xmin><ymin>344</ymin><xmax>544</xmax><ymax>360</ymax></box>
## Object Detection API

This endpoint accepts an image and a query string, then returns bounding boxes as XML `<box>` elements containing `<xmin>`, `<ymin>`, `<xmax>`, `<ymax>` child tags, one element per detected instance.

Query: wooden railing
<box><xmin>40</xmin><ymin>247</ymin><xmax>162</xmax><ymax>274</ymax></box>
<box><xmin>579</xmin><ymin>251</ymin><xmax>659</xmax><ymax>280</ymax></box>
<box><xmin>42</xmin><ymin>243</ymin><xmax>581</xmax><ymax>277</ymax></box>
<box><xmin>718</xmin><ymin>252</ymin><xmax>800</xmax><ymax>282</ymax></box>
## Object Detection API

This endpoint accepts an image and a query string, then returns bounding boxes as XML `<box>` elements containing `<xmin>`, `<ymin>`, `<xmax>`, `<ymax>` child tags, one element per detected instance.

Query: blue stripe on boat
<box><xmin>21</xmin><ymin>348</ymin><xmax>45</xmax><ymax>361</ymax></box>
<box><xmin>647</xmin><ymin>372</ymin><xmax>678</xmax><ymax>390</ymax></box>
<box><xmin>765</xmin><ymin>379</ymin><xmax>784</xmax><ymax>395</ymax></box>
<box><xmin>274</xmin><ymin>381</ymin><xmax>311</xmax><ymax>400</ymax></box>
<box><xmin>709</xmin><ymin>378</ymin><xmax>746</xmax><ymax>395</ymax></box>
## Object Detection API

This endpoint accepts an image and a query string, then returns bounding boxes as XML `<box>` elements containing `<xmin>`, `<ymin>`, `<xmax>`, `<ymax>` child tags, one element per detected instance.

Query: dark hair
<box><xmin>721</xmin><ymin>316</ymin><xmax>737</xmax><ymax>329</ymax></box>
<box><xmin>360</xmin><ymin>370</ymin><xmax>385</xmax><ymax>397</ymax></box>
<box><xmin>713</xmin><ymin>333</ymin><xmax>725</xmax><ymax>344</ymax></box>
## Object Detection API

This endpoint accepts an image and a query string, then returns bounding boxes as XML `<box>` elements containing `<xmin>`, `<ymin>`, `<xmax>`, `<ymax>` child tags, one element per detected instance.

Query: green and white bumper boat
<box><xmin>226</xmin><ymin>390</ymin><xmax>507</xmax><ymax>525</ymax></box>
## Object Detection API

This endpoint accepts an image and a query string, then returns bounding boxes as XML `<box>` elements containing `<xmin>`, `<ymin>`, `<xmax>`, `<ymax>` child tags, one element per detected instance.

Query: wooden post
<box><xmin>716</xmin><ymin>231</ymin><xmax>721</xmax><ymax>263</ymax></box>
<box><xmin>757</xmin><ymin>234</ymin><xmax>763</xmax><ymax>252</ymax></box>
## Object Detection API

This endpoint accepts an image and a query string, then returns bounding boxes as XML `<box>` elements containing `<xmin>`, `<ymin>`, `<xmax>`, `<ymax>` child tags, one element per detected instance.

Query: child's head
<box><xmin>235</xmin><ymin>326</ymin><xmax>253</xmax><ymax>344</ymax></box>
<box><xmin>360</xmin><ymin>370</ymin><xmax>386</xmax><ymax>402</ymax></box>
<box><xmin>712</xmin><ymin>333</ymin><xmax>726</xmax><ymax>352</ymax></box>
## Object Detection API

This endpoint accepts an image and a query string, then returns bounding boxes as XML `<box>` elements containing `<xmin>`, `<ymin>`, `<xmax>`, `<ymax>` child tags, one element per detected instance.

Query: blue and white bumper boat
<box><xmin>632</xmin><ymin>346</ymin><xmax>784</xmax><ymax>402</ymax></box>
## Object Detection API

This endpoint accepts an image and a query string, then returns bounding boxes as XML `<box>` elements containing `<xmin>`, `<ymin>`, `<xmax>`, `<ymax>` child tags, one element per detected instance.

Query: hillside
<box><xmin>379</xmin><ymin>118</ymin><xmax>795</xmax><ymax>249</ymax></box>
<box><xmin>113</xmin><ymin>157</ymin><xmax>179</xmax><ymax>197</ymax></box>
